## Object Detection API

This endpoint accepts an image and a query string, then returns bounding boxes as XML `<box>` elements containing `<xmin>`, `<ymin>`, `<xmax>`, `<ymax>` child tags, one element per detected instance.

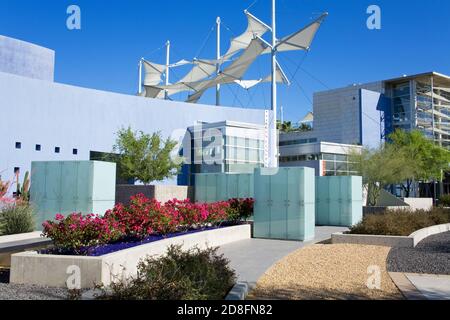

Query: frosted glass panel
<box><xmin>253</xmin><ymin>167</ymin><xmax>315</xmax><ymax>241</ymax></box>
<box><xmin>195</xmin><ymin>173</ymin><xmax>254</xmax><ymax>203</ymax></box>
<box><xmin>315</xmin><ymin>176</ymin><xmax>363</xmax><ymax>227</ymax></box>
<box><xmin>30</xmin><ymin>161</ymin><xmax>116</xmax><ymax>229</ymax></box>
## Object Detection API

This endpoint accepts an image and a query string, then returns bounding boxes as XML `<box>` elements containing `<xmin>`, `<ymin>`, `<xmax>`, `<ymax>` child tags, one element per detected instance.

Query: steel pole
<box><xmin>216</xmin><ymin>17</ymin><xmax>221</xmax><ymax>106</ymax></box>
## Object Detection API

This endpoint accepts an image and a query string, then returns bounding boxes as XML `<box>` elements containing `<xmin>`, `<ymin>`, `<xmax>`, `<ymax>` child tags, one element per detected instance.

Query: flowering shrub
<box><xmin>104</xmin><ymin>195</ymin><xmax>178</xmax><ymax>239</ymax></box>
<box><xmin>42</xmin><ymin>195</ymin><xmax>255</xmax><ymax>254</ymax></box>
<box><xmin>42</xmin><ymin>213</ymin><xmax>123</xmax><ymax>254</ymax></box>
<box><xmin>228</xmin><ymin>198</ymin><xmax>254</xmax><ymax>221</ymax></box>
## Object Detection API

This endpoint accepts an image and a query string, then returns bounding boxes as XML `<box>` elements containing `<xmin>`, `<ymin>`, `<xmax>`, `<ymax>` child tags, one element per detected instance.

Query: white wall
<box><xmin>0</xmin><ymin>71</ymin><xmax>269</xmax><ymax>186</ymax></box>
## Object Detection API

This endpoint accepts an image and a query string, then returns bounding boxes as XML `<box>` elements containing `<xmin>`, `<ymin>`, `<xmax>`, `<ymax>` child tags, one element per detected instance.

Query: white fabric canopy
<box><xmin>276</xmin><ymin>13</ymin><xmax>327</xmax><ymax>52</ymax></box>
<box><xmin>142</xmin><ymin>85</ymin><xmax>165</xmax><ymax>99</ymax></box>
<box><xmin>235</xmin><ymin>63</ymin><xmax>290</xmax><ymax>90</ymax></box>
<box><xmin>141</xmin><ymin>12</ymin><xmax>327</xmax><ymax>102</ymax></box>
<box><xmin>143</xmin><ymin>60</ymin><xmax>166</xmax><ymax>86</ymax></box>
<box><xmin>222</xmin><ymin>11</ymin><xmax>271</xmax><ymax>60</ymax></box>
<box><xmin>177</xmin><ymin>59</ymin><xmax>218</xmax><ymax>83</ymax></box>
<box><xmin>234</xmin><ymin>79</ymin><xmax>262</xmax><ymax>90</ymax></box>
<box><xmin>187</xmin><ymin>37</ymin><xmax>268</xmax><ymax>103</ymax></box>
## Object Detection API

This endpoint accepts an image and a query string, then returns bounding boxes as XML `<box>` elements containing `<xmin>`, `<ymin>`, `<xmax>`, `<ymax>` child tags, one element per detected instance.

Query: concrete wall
<box><xmin>10</xmin><ymin>224</ymin><xmax>251</xmax><ymax>288</ymax></box>
<box><xmin>0</xmin><ymin>35</ymin><xmax>54</xmax><ymax>81</ymax></box>
<box><xmin>116</xmin><ymin>185</ymin><xmax>194</xmax><ymax>205</ymax></box>
<box><xmin>0</xmin><ymin>71</ymin><xmax>269</xmax><ymax>186</ymax></box>
<box><xmin>402</xmin><ymin>198</ymin><xmax>433</xmax><ymax>211</ymax></box>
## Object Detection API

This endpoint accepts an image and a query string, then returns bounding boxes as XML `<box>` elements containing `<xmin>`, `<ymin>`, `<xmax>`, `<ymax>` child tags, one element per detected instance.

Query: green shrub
<box><xmin>349</xmin><ymin>208</ymin><xmax>450</xmax><ymax>236</ymax></box>
<box><xmin>100</xmin><ymin>245</ymin><xmax>236</xmax><ymax>300</ymax></box>
<box><xmin>439</xmin><ymin>194</ymin><xmax>450</xmax><ymax>207</ymax></box>
<box><xmin>0</xmin><ymin>203</ymin><xmax>35</xmax><ymax>235</ymax></box>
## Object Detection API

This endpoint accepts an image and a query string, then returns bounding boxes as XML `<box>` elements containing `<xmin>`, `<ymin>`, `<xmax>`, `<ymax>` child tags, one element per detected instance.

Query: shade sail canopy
<box><xmin>177</xmin><ymin>59</ymin><xmax>218</xmax><ymax>83</ymax></box>
<box><xmin>140</xmin><ymin>11</ymin><xmax>328</xmax><ymax>103</ymax></box>
<box><xmin>235</xmin><ymin>62</ymin><xmax>290</xmax><ymax>90</ymax></box>
<box><xmin>187</xmin><ymin>37</ymin><xmax>268</xmax><ymax>103</ymax></box>
<box><xmin>222</xmin><ymin>11</ymin><xmax>271</xmax><ymax>60</ymax></box>
<box><xmin>143</xmin><ymin>60</ymin><xmax>166</xmax><ymax>86</ymax></box>
<box><xmin>277</xmin><ymin>13</ymin><xmax>327</xmax><ymax>52</ymax></box>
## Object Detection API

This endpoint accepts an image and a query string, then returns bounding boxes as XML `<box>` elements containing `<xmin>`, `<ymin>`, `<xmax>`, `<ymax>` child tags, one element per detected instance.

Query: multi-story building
<box><xmin>279</xmin><ymin>71</ymin><xmax>450</xmax><ymax>179</ymax></box>
<box><xmin>180</xmin><ymin>121</ymin><xmax>266</xmax><ymax>185</ymax></box>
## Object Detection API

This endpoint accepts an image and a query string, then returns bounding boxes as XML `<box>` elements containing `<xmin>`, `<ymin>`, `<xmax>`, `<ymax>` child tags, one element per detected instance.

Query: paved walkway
<box><xmin>218</xmin><ymin>226</ymin><xmax>348</xmax><ymax>288</ymax></box>
<box><xmin>406</xmin><ymin>274</ymin><xmax>450</xmax><ymax>300</ymax></box>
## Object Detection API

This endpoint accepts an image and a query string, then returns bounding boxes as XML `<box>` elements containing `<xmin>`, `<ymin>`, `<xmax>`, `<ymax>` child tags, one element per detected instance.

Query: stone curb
<box><xmin>388</xmin><ymin>272</ymin><xmax>426</xmax><ymax>300</ymax></box>
<box><xmin>225</xmin><ymin>281</ymin><xmax>249</xmax><ymax>300</ymax></box>
<box><xmin>332</xmin><ymin>223</ymin><xmax>450</xmax><ymax>248</ymax></box>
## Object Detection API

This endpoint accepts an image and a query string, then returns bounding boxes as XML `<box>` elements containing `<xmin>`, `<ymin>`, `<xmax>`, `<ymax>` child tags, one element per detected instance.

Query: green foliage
<box><xmin>100</xmin><ymin>245</ymin><xmax>236</xmax><ymax>300</ymax></box>
<box><xmin>439</xmin><ymin>194</ymin><xmax>450</xmax><ymax>207</ymax></box>
<box><xmin>349</xmin><ymin>146</ymin><xmax>404</xmax><ymax>206</ymax></box>
<box><xmin>16</xmin><ymin>171</ymin><xmax>30</xmax><ymax>202</ymax></box>
<box><xmin>388</xmin><ymin>129</ymin><xmax>450</xmax><ymax>196</ymax></box>
<box><xmin>113</xmin><ymin>127</ymin><xmax>182</xmax><ymax>185</ymax></box>
<box><xmin>277</xmin><ymin>121</ymin><xmax>312</xmax><ymax>133</ymax></box>
<box><xmin>351</xmin><ymin>129</ymin><xmax>450</xmax><ymax>205</ymax></box>
<box><xmin>349</xmin><ymin>208</ymin><xmax>450</xmax><ymax>236</ymax></box>
<box><xmin>0</xmin><ymin>203</ymin><xmax>35</xmax><ymax>236</ymax></box>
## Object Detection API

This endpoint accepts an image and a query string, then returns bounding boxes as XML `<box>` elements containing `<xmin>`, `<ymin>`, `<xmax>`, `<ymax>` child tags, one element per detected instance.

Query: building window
<box><xmin>55</xmin><ymin>147</ymin><xmax>60</xmax><ymax>154</ymax></box>
<box><xmin>15</xmin><ymin>142</ymin><xmax>21</xmax><ymax>149</ymax></box>
<box><xmin>35</xmin><ymin>144</ymin><xmax>41</xmax><ymax>151</ymax></box>
<box><xmin>73</xmin><ymin>148</ymin><xmax>78</xmax><ymax>155</ymax></box>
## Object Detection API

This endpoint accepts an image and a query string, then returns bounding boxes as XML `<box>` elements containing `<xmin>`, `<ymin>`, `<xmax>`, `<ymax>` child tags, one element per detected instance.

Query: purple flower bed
<box><xmin>41</xmin><ymin>223</ymin><xmax>240</xmax><ymax>257</ymax></box>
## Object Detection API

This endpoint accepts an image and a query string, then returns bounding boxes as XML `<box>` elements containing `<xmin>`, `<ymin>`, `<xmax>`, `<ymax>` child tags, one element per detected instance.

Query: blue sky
<box><xmin>1</xmin><ymin>0</ymin><xmax>449</xmax><ymax>122</ymax></box>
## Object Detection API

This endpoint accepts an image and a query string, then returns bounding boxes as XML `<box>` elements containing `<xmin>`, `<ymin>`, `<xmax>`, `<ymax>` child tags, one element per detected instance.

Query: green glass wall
<box><xmin>195</xmin><ymin>173</ymin><xmax>254</xmax><ymax>202</ymax></box>
<box><xmin>253</xmin><ymin>167</ymin><xmax>315</xmax><ymax>241</ymax></box>
<box><xmin>315</xmin><ymin>176</ymin><xmax>363</xmax><ymax>227</ymax></box>
<box><xmin>30</xmin><ymin>161</ymin><xmax>116</xmax><ymax>229</ymax></box>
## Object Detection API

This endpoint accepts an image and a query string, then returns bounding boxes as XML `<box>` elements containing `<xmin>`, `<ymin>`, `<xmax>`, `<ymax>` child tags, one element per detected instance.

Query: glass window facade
<box><xmin>280</xmin><ymin>152</ymin><xmax>358</xmax><ymax>176</ymax></box>
<box><xmin>189</xmin><ymin>126</ymin><xmax>265</xmax><ymax>180</ymax></box>
<box><xmin>279</xmin><ymin>138</ymin><xmax>318</xmax><ymax>146</ymax></box>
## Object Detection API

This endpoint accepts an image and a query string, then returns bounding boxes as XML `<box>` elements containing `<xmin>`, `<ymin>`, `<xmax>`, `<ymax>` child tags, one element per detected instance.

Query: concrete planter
<box><xmin>331</xmin><ymin>223</ymin><xmax>450</xmax><ymax>248</ymax></box>
<box><xmin>10</xmin><ymin>224</ymin><xmax>251</xmax><ymax>289</ymax></box>
<box><xmin>116</xmin><ymin>185</ymin><xmax>194</xmax><ymax>205</ymax></box>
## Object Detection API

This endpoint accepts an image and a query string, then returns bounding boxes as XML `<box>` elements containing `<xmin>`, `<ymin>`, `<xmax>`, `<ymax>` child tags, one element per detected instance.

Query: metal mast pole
<box><xmin>270</xmin><ymin>0</ymin><xmax>278</xmax><ymax>167</ymax></box>
<box><xmin>165</xmin><ymin>40</ymin><xmax>170</xmax><ymax>100</ymax></box>
<box><xmin>216</xmin><ymin>17</ymin><xmax>221</xmax><ymax>106</ymax></box>
<box><xmin>138</xmin><ymin>58</ymin><xmax>143</xmax><ymax>95</ymax></box>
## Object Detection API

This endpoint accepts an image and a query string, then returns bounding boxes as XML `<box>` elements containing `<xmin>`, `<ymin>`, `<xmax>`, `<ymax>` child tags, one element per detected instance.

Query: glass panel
<box><xmin>253</xmin><ymin>167</ymin><xmax>315</xmax><ymax>241</ymax></box>
<box><xmin>315</xmin><ymin>176</ymin><xmax>363</xmax><ymax>227</ymax></box>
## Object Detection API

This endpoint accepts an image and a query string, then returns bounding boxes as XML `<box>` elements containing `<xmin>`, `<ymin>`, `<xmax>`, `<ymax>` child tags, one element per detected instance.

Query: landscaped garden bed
<box><xmin>348</xmin><ymin>208</ymin><xmax>450</xmax><ymax>236</ymax></box>
<box><xmin>40</xmin><ymin>195</ymin><xmax>254</xmax><ymax>256</ymax></box>
<box><xmin>10</xmin><ymin>195</ymin><xmax>254</xmax><ymax>289</ymax></box>
<box><xmin>332</xmin><ymin>208</ymin><xmax>450</xmax><ymax>248</ymax></box>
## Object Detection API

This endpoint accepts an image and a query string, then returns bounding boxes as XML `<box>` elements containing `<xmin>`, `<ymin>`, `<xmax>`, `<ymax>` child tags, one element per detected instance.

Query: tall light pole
<box><xmin>270</xmin><ymin>0</ymin><xmax>278</xmax><ymax>167</ymax></box>
<box><xmin>165</xmin><ymin>40</ymin><xmax>171</xmax><ymax>100</ymax></box>
<box><xmin>138</xmin><ymin>58</ymin><xmax>143</xmax><ymax>95</ymax></box>
<box><xmin>216</xmin><ymin>17</ymin><xmax>221</xmax><ymax>106</ymax></box>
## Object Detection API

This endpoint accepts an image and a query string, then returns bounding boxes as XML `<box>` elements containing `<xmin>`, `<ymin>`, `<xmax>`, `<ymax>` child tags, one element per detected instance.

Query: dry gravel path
<box><xmin>249</xmin><ymin>243</ymin><xmax>403</xmax><ymax>300</ymax></box>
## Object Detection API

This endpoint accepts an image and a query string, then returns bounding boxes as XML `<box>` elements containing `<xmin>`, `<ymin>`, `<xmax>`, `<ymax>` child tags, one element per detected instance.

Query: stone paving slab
<box><xmin>406</xmin><ymin>273</ymin><xmax>450</xmax><ymax>300</ymax></box>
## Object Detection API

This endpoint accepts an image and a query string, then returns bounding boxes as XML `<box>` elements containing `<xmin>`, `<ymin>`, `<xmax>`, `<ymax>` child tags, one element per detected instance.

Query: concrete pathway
<box><xmin>219</xmin><ymin>226</ymin><xmax>348</xmax><ymax>288</ymax></box>
<box><xmin>406</xmin><ymin>274</ymin><xmax>450</xmax><ymax>300</ymax></box>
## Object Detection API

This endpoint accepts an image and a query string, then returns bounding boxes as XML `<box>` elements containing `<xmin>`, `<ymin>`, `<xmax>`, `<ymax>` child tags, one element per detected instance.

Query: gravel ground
<box><xmin>387</xmin><ymin>231</ymin><xmax>450</xmax><ymax>275</ymax></box>
<box><xmin>0</xmin><ymin>283</ymin><xmax>69</xmax><ymax>300</ymax></box>
<box><xmin>0</xmin><ymin>269</ymin><xmax>71</xmax><ymax>300</ymax></box>
<box><xmin>248</xmin><ymin>244</ymin><xmax>403</xmax><ymax>300</ymax></box>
